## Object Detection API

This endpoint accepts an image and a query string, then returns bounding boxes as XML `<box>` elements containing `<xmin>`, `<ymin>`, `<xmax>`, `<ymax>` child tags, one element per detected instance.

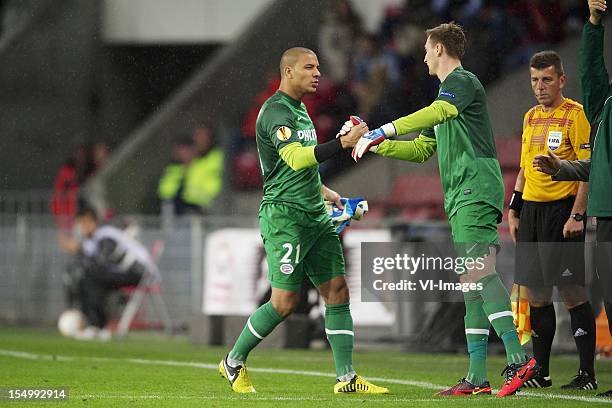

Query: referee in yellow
<box><xmin>508</xmin><ymin>51</ymin><xmax>595</xmax><ymax>390</ymax></box>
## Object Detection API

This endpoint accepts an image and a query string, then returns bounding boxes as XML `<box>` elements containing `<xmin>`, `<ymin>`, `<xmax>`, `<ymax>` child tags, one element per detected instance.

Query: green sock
<box><xmin>478</xmin><ymin>274</ymin><xmax>525</xmax><ymax>364</ymax></box>
<box><xmin>464</xmin><ymin>290</ymin><xmax>490</xmax><ymax>385</ymax></box>
<box><xmin>228</xmin><ymin>301</ymin><xmax>284</xmax><ymax>363</ymax></box>
<box><xmin>325</xmin><ymin>303</ymin><xmax>355</xmax><ymax>378</ymax></box>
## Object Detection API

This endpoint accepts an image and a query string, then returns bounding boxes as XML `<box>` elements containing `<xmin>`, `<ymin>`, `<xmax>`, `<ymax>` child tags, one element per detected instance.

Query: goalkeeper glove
<box><xmin>351</xmin><ymin>123</ymin><xmax>396</xmax><ymax>162</ymax></box>
<box><xmin>351</xmin><ymin>199</ymin><xmax>368</xmax><ymax>220</ymax></box>
<box><xmin>326</xmin><ymin>197</ymin><xmax>369</xmax><ymax>234</ymax></box>
<box><xmin>336</xmin><ymin>115</ymin><xmax>364</xmax><ymax>138</ymax></box>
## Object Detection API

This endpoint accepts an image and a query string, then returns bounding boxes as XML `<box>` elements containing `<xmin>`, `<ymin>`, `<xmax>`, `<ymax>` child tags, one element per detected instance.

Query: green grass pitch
<box><xmin>1</xmin><ymin>327</ymin><xmax>612</xmax><ymax>407</ymax></box>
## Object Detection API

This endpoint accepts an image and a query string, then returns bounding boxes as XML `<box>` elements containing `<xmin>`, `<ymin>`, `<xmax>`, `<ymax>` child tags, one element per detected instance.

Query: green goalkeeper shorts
<box><xmin>449</xmin><ymin>202</ymin><xmax>501</xmax><ymax>261</ymax></box>
<box><xmin>259</xmin><ymin>203</ymin><xmax>345</xmax><ymax>292</ymax></box>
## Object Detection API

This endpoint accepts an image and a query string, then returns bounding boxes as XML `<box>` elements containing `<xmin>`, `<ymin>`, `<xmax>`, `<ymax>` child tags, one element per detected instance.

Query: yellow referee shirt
<box><xmin>520</xmin><ymin>98</ymin><xmax>591</xmax><ymax>202</ymax></box>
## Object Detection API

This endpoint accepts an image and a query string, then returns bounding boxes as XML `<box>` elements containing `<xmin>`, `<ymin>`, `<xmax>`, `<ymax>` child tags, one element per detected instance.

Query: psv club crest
<box><xmin>547</xmin><ymin>131</ymin><xmax>562</xmax><ymax>151</ymax></box>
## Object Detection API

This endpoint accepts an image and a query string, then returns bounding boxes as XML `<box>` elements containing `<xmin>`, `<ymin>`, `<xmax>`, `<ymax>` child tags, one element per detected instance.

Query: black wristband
<box><xmin>508</xmin><ymin>190</ymin><xmax>524</xmax><ymax>215</ymax></box>
<box><xmin>314</xmin><ymin>137</ymin><xmax>343</xmax><ymax>163</ymax></box>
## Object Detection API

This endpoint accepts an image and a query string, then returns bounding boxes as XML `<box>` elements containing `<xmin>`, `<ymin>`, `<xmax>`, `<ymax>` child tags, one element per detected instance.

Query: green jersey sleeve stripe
<box><xmin>392</xmin><ymin>100</ymin><xmax>458</xmax><ymax>135</ymax></box>
<box><xmin>278</xmin><ymin>142</ymin><xmax>317</xmax><ymax>171</ymax></box>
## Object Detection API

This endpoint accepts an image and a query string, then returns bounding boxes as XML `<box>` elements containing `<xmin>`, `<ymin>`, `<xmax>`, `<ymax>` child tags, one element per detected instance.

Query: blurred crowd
<box><xmin>50</xmin><ymin>0</ymin><xmax>590</xmax><ymax>210</ymax></box>
<box><xmin>231</xmin><ymin>0</ymin><xmax>589</xmax><ymax>189</ymax></box>
<box><xmin>52</xmin><ymin>121</ymin><xmax>225</xmax><ymax>225</ymax></box>
<box><xmin>51</xmin><ymin>142</ymin><xmax>111</xmax><ymax>229</ymax></box>
<box><xmin>157</xmin><ymin>122</ymin><xmax>224</xmax><ymax>216</ymax></box>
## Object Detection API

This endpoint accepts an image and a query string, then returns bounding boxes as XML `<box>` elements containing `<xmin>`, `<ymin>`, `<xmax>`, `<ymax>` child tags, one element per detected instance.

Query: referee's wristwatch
<box><xmin>571</xmin><ymin>213</ymin><xmax>585</xmax><ymax>222</ymax></box>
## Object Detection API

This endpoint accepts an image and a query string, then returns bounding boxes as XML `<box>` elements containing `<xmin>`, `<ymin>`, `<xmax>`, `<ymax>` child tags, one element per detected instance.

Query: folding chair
<box><xmin>115</xmin><ymin>240</ymin><xmax>173</xmax><ymax>337</ymax></box>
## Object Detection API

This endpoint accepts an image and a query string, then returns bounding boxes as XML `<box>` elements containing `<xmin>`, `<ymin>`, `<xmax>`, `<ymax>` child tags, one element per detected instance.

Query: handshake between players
<box><xmin>336</xmin><ymin>115</ymin><xmax>387</xmax><ymax>162</ymax></box>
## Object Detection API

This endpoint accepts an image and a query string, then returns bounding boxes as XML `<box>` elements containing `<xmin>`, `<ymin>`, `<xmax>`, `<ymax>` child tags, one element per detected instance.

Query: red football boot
<box><xmin>498</xmin><ymin>357</ymin><xmax>539</xmax><ymax>397</ymax></box>
<box><xmin>436</xmin><ymin>378</ymin><xmax>492</xmax><ymax>396</ymax></box>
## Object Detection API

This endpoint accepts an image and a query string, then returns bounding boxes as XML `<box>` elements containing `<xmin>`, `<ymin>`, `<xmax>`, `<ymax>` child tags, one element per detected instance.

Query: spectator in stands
<box><xmin>352</xmin><ymin>33</ymin><xmax>401</xmax><ymax>86</ymax></box>
<box><xmin>434</xmin><ymin>0</ymin><xmax>484</xmax><ymax>24</ymax></box>
<box><xmin>351</xmin><ymin>33</ymin><xmax>401</xmax><ymax>118</ymax></box>
<box><xmin>57</xmin><ymin>206</ymin><xmax>159</xmax><ymax>340</ymax></box>
<box><xmin>506</xmin><ymin>0</ymin><xmax>568</xmax><ymax>69</ymax></box>
<box><xmin>566</xmin><ymin>0</ymin><xmax>591</xmax><ymax>33</ymax></box>
<box><xmin>158</xmin><ymin>135</ymin><xmax>198</xmax><ymax>215</ymax></box>
<box><xmin>384</xmin><ymin>7</ymin><xmax>426</xmax><ymax>60</ymax></box>
<box><xmin>50</xmin><ymin>144</ymin><xmax>92</xmax><ymax>230</ymax></box>
<box><xmin>91</xmin><ymin>141</ymin><xmax>114</xmax><ymax>220</ymax></box>
<box><xmin>464</xmin><ymin>2</ymin><xmax>520</xmax><ymax>84</ymax></box>
<box><xmin>235</xmin><ymin>0</ymin><xmax>578</xmax><ymax>192</ymax></box>
<box><xmin>190</xmin><ymin>122</ymin><xmax>224</xmax><ymax>210</ymax></box>
<box><xmin>158</xmin><ymin>126</ymin><xmax>224</xmax><ymax>215</ymax></box>
<box><xmin>318</xmin><ymin>0</ymin><xmax>362</xmax><ymax>84</ymax></box>
<box><xmin>92</xmin><ymin>142</ymin><xmax>111</xmax><ymax>172</ymax></box>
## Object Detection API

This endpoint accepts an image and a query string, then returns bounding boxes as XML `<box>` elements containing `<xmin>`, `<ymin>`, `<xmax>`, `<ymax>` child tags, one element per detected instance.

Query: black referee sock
<box><xmin>530</xmin><ymin>304</ymin><xmax>556</xmax><ymax>377</ymax></box>
<box><xmin>569</xmin><ymin>302</ymin><xmax>596</xmax><ymax>378</ymax></box>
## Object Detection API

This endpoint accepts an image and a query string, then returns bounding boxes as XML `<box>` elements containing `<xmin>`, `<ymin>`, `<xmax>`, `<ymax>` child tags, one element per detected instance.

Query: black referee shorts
<box><xmin>514</xmin><ymin>197</ymin><xmax>585</xmax><ymax>287</ymax></box>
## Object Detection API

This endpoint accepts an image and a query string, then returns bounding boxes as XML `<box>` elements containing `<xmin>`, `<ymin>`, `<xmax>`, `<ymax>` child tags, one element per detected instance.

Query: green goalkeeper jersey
<box><xmin>256</xmin><ymin>91</ymin><xmax>325</xmax><ymax>213</ymax></box>
<box><xmin>427</xmin><ymin>67</ymin><xmax>503</xmax><ymax>217</ymax></box>
<box><xmin>384</xmin><ymin>66</ymin><xmax>504</xmax><ymax>218</ymax></box>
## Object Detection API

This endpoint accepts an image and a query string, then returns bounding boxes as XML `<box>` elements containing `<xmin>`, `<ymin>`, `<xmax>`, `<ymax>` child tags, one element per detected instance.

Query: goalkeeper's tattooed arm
<box><xmin>322</xmin><ymin>184</ymin><xmax>343</xmax><ymax>209</ymax></box>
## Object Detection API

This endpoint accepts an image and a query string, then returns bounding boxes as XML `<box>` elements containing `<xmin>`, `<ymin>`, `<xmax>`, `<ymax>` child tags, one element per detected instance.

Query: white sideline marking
<box><xmin>77</xmin><ymin>394</ymin><xmax>458</xmax><ymax>403</ymax></box>
<box><xmin>1</xmin><ymin>349</ymin><xmax>611</xmax><ymax>404</ymax></box>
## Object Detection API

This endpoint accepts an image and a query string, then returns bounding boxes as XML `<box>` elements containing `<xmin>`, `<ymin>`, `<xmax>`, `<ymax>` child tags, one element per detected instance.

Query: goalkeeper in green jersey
<box><xmin>345</xmin><ymin>23</ymin><xmax>538</xmax><ymax>397</ymax></box>
<box><xmin>219</xmin><ymin>47</ymin><xmax>388</xmax><ymax>395</ymax></box>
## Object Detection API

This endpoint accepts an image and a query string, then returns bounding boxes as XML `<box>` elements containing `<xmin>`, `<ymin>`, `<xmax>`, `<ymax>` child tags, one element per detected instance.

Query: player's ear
<box><xmin>284</xmin><ymin>66</ymin><xmax>293</xmax><ymax>79</ymax></box>
<box><xmin>436</xmin><ymin>43</ymin><xmax>443</xmax><ymax>57</ymax></box>
<box><xmin>558</xmin><ymin>73</ymin><xmax>566</xmax><ymax>89</ymax></box>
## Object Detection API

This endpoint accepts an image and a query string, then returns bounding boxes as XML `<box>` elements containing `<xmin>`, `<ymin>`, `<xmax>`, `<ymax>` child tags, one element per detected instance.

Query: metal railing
<box><xmin>0</xmin><ymin>189</ymin><xmax>52</xmax><ymax>214</ymax></box>
<box><xmin>0</xmin><ymin>213</ymin><xmax>258</xmax><ymax>326</ymax></box>
<box><xmin>0</xmin><ymin>212</ymin><xmax>587</xmax><ymax>352</ymax></box>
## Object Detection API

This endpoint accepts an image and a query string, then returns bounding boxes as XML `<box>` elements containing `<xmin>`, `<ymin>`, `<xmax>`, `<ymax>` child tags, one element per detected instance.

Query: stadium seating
<box><xmin>368</xmin><ymin>173</ymin><xmax>445</xmax><ymax>221</ymax></box>
<box><xmin>376</xmin><ymin>147</ymin><xmax>520</xmax><ymax>223</ymax></box>
<box><xmin>390</xmin><ymin>174</ymin><xmax>444</xmax><ymax>207</ymax></box>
